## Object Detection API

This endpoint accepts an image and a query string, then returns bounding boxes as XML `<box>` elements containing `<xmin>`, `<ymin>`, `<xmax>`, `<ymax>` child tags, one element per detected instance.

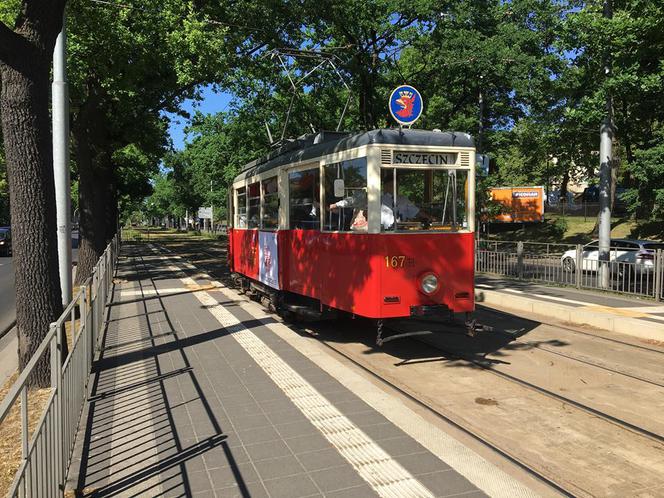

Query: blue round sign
<box><xmin>389</xmin><ymin>85</ymin><xmax>423</xmax><ymax>126</ymax></box>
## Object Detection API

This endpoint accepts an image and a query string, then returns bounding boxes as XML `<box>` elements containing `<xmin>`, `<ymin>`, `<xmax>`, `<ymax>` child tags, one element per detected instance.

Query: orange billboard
<box><xmin>490</xmin><ymin>186</ymin><xmax>544</xmax><ymax>223</ymax></box>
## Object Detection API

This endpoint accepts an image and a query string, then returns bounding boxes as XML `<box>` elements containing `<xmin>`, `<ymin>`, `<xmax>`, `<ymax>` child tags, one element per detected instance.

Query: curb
<box><xmin>476</xmin><ymin>289</ymin><xmax>663</xmax><ymax>343</ymax></box>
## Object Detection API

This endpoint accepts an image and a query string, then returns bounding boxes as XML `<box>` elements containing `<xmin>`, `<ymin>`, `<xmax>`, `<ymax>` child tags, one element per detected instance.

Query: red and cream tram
<box><xmin>228</xmin><ymin>128</ymin><xmax>477</xmax><ymax>343</ymax></box>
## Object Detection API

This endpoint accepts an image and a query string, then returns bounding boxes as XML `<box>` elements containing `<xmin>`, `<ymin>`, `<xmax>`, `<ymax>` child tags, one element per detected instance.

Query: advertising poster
<box><xmin>258</xmin><ymin>231</ymin><xmax>279</xmax><ymax>290</ymax></box>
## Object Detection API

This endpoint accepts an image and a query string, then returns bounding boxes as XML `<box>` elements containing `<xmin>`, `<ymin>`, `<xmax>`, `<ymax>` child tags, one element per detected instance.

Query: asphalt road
<box><xmin>0</xmin><ymin>255</ymin><xmax>15</xmax><ymax>335</ymax></box>
<box><xmin>0</xmin><ymin>235</ymin><xmax>79</xmax><ymax>386</ymax></box>
<box><xmin>0</xmin><ymin>233</ymin><xmax>79</xmax><ymax>336</ymax></box>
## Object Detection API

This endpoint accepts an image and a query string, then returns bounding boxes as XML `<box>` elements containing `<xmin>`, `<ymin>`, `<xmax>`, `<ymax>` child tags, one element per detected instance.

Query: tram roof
<box><xmin>234</xmin><ymin>128</ymin><xmax>474</xmax><ymax>182</ymax></box>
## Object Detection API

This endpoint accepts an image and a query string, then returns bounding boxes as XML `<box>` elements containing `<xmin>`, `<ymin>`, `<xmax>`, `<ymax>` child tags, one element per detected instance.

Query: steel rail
<box><xmin>410</xmin><ymin>333</ymin><xmax>664</xmax><ymax>446</ymax></box>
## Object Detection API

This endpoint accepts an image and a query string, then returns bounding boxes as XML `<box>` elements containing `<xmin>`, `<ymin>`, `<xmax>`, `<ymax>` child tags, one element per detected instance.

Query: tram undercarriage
<box><xmin>231</xmin><ymin>272</ymin><xmax>483</xmax><ymax>346</ymax></box>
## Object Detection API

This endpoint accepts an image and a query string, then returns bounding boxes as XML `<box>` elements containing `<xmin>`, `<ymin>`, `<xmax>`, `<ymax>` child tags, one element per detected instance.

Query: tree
<box><xmin>300</xmin><ymin>0</ymin><xmax>436</xmax><ymax>130</ymax></box>
<box><xmin>0</xmin><ymin>0</ymin><xmax>65</xmax><ymax>383</ymax></box>
<box><xmin>561</xmin><ymin>0</ymin><xmax>664</xmax><ymax>220</ymax></box>
<box><xmin>67</xmin><ymin>0</ymin><xmax>296</xmax><ymax>282</ymax></box>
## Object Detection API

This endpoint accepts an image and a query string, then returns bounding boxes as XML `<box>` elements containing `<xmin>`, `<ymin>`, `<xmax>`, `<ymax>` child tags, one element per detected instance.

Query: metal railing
<box><xmin>0</xmin><ymin>235</ymin><xmax>119</xmax><ymax>497</ymax></box>
<box><xmin>476</xmin><ymin>239</ymin><xmax>664</xmax><ymax>301</ymax></box>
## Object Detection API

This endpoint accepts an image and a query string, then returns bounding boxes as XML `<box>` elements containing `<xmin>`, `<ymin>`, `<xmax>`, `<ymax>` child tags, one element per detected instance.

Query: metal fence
<box><xmin>476</xmin><ymin>239</ymin><xmax>664</xmax><ymax>301</ymax></box>
<box><xmin>0</xmin><ymin>235</ymin><xmax>119</xmax><ymax>497</ymax></box>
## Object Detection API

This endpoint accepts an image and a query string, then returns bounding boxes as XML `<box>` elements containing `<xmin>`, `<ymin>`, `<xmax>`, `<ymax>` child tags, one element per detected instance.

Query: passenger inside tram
<box><xmin>328</xmin><ymin>169</ymin><xmax>434</xmax><ymax>230</ymax></box>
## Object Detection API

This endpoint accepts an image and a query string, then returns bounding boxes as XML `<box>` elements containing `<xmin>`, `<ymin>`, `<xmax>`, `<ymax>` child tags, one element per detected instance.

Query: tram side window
<box><xmin>381</xmin><ymin>168</ymin><xmax>469</xmax><ymax>231</ymax></box>
<box><xmin>236</xmin><ymin>187</ymin><xmax>247</xmax><ymax>228</ymax></box>
<box><xmin>288</xmin><ymin>168</ymin><xmax>320</xmax><ymax>230</ymax></box>
<box><xmin>247</xmin><ymin>182</ymin><xmax>260</xmax><ymax>228</ymax></box>
<box><xmin>261</xmin><ymin>176</ymin><xmax>278</xmax><ymax>229</ymax></box>
<box><xmin>324</xmin><ymin>157</ymin><xmax>368</xmax><ymax>232</ymax></box>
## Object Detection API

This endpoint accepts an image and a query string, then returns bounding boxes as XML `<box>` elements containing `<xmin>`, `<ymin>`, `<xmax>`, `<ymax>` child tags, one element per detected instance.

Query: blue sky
<box><xmin>167</xmin><ymin>85</ymin><xmax>233</xmax><ymax>150</ymax></box>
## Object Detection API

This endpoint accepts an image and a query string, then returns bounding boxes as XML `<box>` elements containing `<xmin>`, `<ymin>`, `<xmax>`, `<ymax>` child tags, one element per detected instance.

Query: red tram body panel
<box><xmin>228</xmin><ymin>228</ymin><xmax>475</xmax><ymax>319</ymax></box>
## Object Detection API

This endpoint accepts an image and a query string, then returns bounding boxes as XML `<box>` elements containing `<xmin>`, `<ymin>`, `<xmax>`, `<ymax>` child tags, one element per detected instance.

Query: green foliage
<box><xmin>147</xmin><ymin>109</ymin><xmax>271</xmax><ymax>220</ymax></box>
<box><xmin>3</xmin><ymin>0</ymin><xmax>661</xmax><ymax>233</ymax></box>
<box><xmin>621</xmin><ymin>128</ymin><xmax>664</xmax><ymax>220</ymax></box>
<box><xmin>0</xmin><ymin>0</ymin><xmax>19</xmax><ymax>26</ymax></box>
<box><xmin>553</xmin><ymin>216</ymin><xmax>568</xmax><ymax>236</ymax></box>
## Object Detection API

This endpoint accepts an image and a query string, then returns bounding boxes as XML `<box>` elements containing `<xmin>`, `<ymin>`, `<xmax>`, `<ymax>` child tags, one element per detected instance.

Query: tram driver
<box><xmin>329</xmin><ymin>171</ymin><xmax>433</xmax><ymax>230</ymax></box>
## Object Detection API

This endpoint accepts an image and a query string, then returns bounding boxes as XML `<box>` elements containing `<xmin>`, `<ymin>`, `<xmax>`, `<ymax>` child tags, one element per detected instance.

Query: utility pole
<box><xmin>53</xmin><ymin>15</ymin><xmax>72</xmax><ymax>306</ymax></box>
<box><xmin>598</xmin><ymin>0</ymin><xmax>613</xmax><ymax>289</ymax></box>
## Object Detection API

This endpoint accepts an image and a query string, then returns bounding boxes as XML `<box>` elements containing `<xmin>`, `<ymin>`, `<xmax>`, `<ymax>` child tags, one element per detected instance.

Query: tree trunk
<box><xmin>103</xmin><ymin>169</ymin><xmax>118</xmax><ymax>244</ymax></box>
<box><xmin>72</xmin><ymin>85</ymin><xmax>117</xmax><ymax>285</ymax></box>
<box><xmin>74</xmin><ymin>147</ymin><xmax>110</xmax><ymax>285</ymax></box>
<box><xmin>0</xmin><ymin>43</ymin><xmax>63</xmax><ymax>385</ymax></box>
<box><xmin>560</xmin><ymin>168</ymin><xmax>569</xmax><ymax>202</ymax></box>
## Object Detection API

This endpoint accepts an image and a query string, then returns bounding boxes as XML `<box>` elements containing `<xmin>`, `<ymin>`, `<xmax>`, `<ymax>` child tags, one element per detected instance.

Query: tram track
<box><xmin>411</xmin><ymin>334</ymin><xmax>664</xmax><ymax>446</ymax></box>
<box><xmin>486</xmin><ymin>327</ymin><xmax>664</xmax><ymax>389</ymax></box>
<box><xmin>479</xmin><ymin>302</ymin><xmax>664</xmax><ymax>356</ymax></box>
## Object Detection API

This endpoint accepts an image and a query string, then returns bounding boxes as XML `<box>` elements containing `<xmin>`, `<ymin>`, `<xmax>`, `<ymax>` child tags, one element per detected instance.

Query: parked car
<box><xmin>0</xmin><ymin>227</ymin><xmax>11</xmax><ymax>256</ymax></box>
<box><xmin>561</xmin><ymin>239</ymin><xmax>664</xmax><ymax>275</ymax></box>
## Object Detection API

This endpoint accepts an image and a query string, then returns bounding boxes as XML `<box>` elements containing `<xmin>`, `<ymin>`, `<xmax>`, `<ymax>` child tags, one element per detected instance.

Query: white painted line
<box><xmin>498</xmin><ymin>288</ymin><xmax>664</xmax><ymax>321</ymax></box>
<box><xmin>150</xmin><ymin>246</ymin><xmax>539</xmax><ymax>498</ymax></box>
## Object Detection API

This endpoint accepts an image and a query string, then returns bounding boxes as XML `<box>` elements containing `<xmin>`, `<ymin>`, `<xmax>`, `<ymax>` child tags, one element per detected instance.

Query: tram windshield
<box><xmin>381</xmin><ymin>168</ymin><xmax>469</xmax><ymax>232</ymax></box>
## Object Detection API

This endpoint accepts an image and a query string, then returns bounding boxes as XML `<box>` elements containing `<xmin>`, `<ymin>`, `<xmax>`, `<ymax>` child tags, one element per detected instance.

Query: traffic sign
<box><xmin>198</xmin><ymin>207</ymin><xmax>212</xmax><ymax>219</ymax></box>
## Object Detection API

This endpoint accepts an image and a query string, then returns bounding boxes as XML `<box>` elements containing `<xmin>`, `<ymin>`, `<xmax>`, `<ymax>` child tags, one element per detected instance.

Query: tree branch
<box><xmin>0</xmin><ymin>21</ymin><xmax>30</xmax><ymax>68</ymax></box>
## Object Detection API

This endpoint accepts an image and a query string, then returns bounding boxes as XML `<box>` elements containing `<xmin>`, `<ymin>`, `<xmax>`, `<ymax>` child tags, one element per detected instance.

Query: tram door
<box><xmin>285</xmin><ymin>166</ymin><xmax>321</xmax><ymax>298</ymax></box>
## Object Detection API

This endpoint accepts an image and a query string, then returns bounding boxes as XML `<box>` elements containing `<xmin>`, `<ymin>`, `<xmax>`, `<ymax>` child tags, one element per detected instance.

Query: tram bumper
<box><xmin>409</xmin><ymin>304</ymin><xmax>450</xmax><ymax>317</ymax></box>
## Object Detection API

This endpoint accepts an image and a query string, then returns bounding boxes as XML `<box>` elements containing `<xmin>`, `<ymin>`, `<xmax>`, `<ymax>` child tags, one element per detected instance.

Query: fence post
<box><xmin>575</xmin><ymin>244</ymin><xmax>582</xmax><ymax>289</ymax></box>
<box><xmin>517</xmin><ymin>241</ymin><xmax>524</xmax><ymax>279</ymax></box>
<box><xmin>655</xmin><ymin>249</ymin><xmax>663</xmax><ymax>302</ymax></box>
<box><xmin>91</xmin><ymin>268</ymin><xmax>98</xmax><ymax>355</ymax></box>
<box><xmin>49</xmin><ymin>322</ymin><xmax>63</xmax><ymax>494</ymax></box>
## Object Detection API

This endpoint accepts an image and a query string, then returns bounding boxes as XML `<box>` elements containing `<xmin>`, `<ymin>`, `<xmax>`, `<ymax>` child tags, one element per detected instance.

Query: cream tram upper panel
<box><xmin>232</xmin><ymin>129</ymin><xmax>475</xmax><ymax>189</ymax></box>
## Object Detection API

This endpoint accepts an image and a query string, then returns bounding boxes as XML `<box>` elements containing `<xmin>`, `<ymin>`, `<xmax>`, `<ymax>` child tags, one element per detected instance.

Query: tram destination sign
<box><xmin>393</xmin><ymin>151</ymin><xmax>457</xmax><ymax>166</ymax></box>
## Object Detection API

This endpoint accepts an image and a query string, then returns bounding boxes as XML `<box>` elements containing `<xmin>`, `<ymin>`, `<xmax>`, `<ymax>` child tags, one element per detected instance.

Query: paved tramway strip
<box><xmin>146</xmin><ymin>246</ymin><xmax>437</xmax><ymax>498</ymax></box>
<box><xmin>149</xmin><ymin>244</ymin><xmax>542</xmax><ymax>498</ymax></box>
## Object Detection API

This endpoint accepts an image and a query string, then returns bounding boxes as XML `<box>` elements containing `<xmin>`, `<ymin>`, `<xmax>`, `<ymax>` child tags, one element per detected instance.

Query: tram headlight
<box><xmin>420</xmin><ymin>273</ymin><xmax>439</xmax><ymax>294</ymax></box>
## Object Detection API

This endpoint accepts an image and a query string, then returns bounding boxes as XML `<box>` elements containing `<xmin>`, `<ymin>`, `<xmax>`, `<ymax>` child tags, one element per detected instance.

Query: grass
<box><xmin>0</xmin><ymin>374</ymin><xmax>52</xmax><ymax>496</ymax></box>
<box><xmin>485</xmin><ymin>215</ymin><xmax>662</xmax><ymax>245</ymax></box>
<box><xmin>122</xmin><ymin>227</ymin><xmax>227</xmax><ymax>244</ymax></box>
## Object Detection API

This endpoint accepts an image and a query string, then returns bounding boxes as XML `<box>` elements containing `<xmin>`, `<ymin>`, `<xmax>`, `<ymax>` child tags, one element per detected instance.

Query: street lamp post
<box><xmin>53</xmin><ymin>14</ymin><xmax>72</xmax><ymax>306</ymax></box>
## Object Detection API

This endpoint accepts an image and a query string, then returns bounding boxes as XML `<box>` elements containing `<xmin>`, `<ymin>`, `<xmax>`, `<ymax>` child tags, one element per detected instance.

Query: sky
<box><xmin>166</xmin><ymin>85</ymin><xmax>233</xmax><ymax>150</ymax></box>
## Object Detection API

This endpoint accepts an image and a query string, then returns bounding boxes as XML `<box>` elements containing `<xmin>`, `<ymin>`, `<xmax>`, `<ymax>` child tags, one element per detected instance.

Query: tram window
<box><xmin>261</xmin><ymin>176</ymin><xmax>278</xmax><ymax>229</ymax></box>
<box><xmin>247</xmin><ymin>182</ymin><xmax>260</xmax><ymax>228</ymax></box>
<box><xmin>381</xmin><ymin>168</ymin><xmax>469</xmax><ymax>232</ymax></box>
<box><xmin>324</xmin><ymin>157</ymin><xmax>368</xmax><ymax>232</ymax></box>
<box><xmin>288</xmin><ymin>168</ymin><xmax>320</xmax><ymax>230</ymax></box>
<box><xmin>236</xmin><ymin>187</ymin><xmax>247</xmax><ymax>228</ymax></box>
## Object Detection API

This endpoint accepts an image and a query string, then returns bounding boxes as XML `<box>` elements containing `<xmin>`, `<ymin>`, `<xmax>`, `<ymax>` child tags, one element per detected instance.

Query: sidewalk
<box><xmin>66</xmin><ymin>243</ymin><xmax>534</xmax><ymax>498</ymax></box>
<box><xmin>475</xmin><ymin>275</ymin><xmax>664</xmax><ymax>342</ymax></box>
